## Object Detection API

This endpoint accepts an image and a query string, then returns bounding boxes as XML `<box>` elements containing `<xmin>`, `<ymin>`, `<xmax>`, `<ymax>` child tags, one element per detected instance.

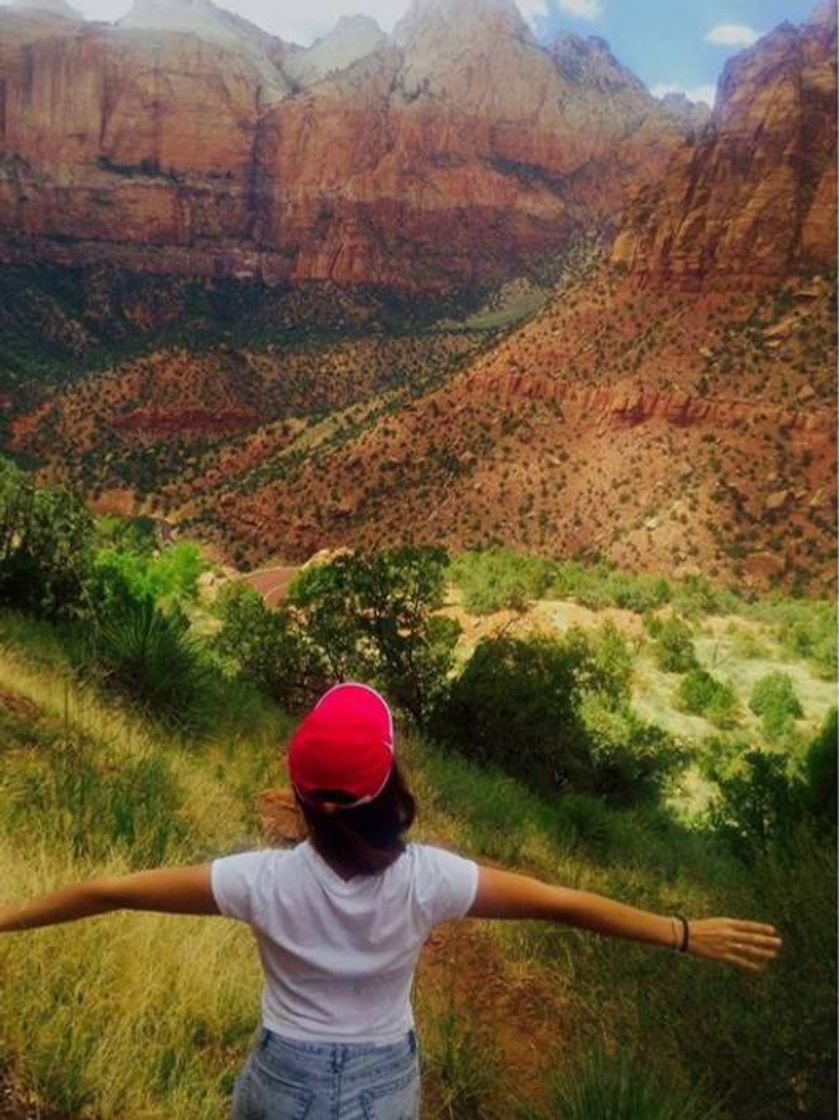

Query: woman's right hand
<box><xmin>686</xmin><ymin>918</ymin><xmax>783</xmax><ymax>973</ymax></box>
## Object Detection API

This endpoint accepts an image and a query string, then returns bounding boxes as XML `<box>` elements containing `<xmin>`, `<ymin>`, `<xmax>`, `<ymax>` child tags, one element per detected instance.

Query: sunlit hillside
<box><xmin>0</xmin><ymin>490</ymin><xmax>835</xmax><ymax>1119</ymax></box>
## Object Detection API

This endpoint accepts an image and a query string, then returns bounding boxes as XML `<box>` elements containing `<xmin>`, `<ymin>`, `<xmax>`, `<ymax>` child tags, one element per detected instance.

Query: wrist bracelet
<box><xmin>676</xmin><ymin>914</ymin><xmax>690</xmax><ymax>953</ymax></box>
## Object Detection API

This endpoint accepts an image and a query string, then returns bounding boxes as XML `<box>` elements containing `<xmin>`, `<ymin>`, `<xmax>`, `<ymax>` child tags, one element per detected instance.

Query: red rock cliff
<box><xmin>0</xmin><ymin>0</ymin><xmax>688</xmax><ymax>291</ymax></box>
<box><xmin>611</xmin><ymin>7</ymin><xmax>838</xmax><ymax>283</ymax></box>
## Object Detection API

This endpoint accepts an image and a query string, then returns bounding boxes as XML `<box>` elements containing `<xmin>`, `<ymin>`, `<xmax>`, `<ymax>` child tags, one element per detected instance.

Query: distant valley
<box><xmin>0</xmin><ymin>0</ymin><xmax>835</xmax><ymax>593</ymax></box>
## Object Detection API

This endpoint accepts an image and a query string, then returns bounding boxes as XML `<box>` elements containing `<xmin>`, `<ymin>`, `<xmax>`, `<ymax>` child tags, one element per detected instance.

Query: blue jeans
<box><xmin>231</xmin><ymin>1028</ymin><xmax>421</xmax><ymax>1120</ymax></box>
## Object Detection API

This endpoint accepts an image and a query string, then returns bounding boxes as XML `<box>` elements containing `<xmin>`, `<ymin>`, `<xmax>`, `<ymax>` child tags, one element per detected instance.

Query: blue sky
<box><xmin>525</xmin><ymin>0</ymin><xmax>820</xmax><ymax>104</ymax></box>
<box><xmin>2</xmin><ymin>0</ymin><xmax>820</xmax><ymax>105</ymax></box>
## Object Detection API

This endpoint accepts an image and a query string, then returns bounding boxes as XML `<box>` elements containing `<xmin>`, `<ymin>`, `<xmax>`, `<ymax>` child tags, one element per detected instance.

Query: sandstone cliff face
<box><xmin>0</xmin><ymin>0</ymin><xmax>687</xmax><ymax>291</ymax></box>
<box><xmin>612</xmin><ymin>8</ymin><xmax>838</xmax><ymax>282</ymax></box>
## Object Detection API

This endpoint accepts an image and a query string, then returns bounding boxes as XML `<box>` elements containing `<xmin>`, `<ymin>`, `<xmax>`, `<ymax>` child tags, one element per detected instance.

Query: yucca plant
<box><xmin>547</xmin><ymin>1046</ymin><xmax>720</xmax><ymax>1120</ymax></box>
<box><xmin>87</xmin><ymin>592</ymin><xmax>213</xmax><ymax>732</ymax></box>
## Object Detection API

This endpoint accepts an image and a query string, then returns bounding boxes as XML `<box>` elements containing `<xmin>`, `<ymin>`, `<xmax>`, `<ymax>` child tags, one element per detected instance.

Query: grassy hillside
<box><xmin>0</xmin><ymin>607</ymin><xmax>835</xmax><ymax>1120</ymax></box>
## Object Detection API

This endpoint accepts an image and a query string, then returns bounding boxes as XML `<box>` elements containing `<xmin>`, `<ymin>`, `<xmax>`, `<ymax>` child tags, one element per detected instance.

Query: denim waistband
<box><xmin>259</xmin><ymin>1026</ymin><xmax>418</xmax><ymax>1059</ymax></box>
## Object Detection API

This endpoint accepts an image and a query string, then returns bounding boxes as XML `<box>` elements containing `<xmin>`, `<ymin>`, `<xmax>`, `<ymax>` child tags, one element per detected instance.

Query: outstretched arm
<box><xmin>0</xmin><ymin>865</ymin><xmax>219</xmax><ymax>933</ymax></box>
<box><xmin>468</xmin><ymin>865</ymin><xmax>782</xmax><ymax>974</ymax></box>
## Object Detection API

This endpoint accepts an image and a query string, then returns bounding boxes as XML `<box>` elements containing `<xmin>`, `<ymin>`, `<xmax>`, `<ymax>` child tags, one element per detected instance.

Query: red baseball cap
<box><xmin>289</xmin><ymin>683</ymin><xmax>395</xmax><ymax>807</ymax></box>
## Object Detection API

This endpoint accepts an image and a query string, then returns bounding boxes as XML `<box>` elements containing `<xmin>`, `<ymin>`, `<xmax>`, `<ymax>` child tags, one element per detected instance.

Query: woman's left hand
<box><xmin>686</xmin><ymin>918</ymin><xmax>783</xmax><ymax>973</ymax></box>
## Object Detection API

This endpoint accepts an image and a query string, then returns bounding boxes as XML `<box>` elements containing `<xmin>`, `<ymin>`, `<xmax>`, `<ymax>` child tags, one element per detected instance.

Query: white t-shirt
<box><xmin>211</xmin><ymin>841</ymin><xmax>479</xmax><ymax>1044</ymax></box>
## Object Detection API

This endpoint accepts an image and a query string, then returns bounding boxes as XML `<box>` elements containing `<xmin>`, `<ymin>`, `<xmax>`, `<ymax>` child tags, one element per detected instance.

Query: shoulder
<box><xmin>211</xmin><ymin>846</ymin><xmax>300</xmax><ymax>921</ymax></box>
<box><xmin>405</xmin><ymin>843</ymin><xmax>480</xmax><ymax>917</ymax></box>
<box><xmin>406</xmin><ymin>842</ymin><xmax>475</xmax><ymax>870</ymax></box>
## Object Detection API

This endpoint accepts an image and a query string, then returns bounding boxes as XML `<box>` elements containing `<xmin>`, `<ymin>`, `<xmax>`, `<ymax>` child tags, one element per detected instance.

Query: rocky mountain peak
<box><xmin>118</xmin><ymin>0</ymin><xmax>289</xmax><ymax>98</ymax></box>
<box><xmin>119</xmin><ymin>0</ymin><xmax>277</xmax><ymax>52</ymax></box>
<box><xmin>284</xmin><ymin>12</ymin><xmax>386</xmax><ymax>88</ymax></box>
<box><xmin>551</xmin><ymin>31</ymin><xmax>646</xmax><ymax>96</ymax></box>
<box><xmin>810</xmin><ymin>0</ymin><xmax>837</xmax><ymax>28</ymax></box>
<box><xmin>393</xmin><ymin>0</ymin><xmax>531</xmax><ymax>50</ymax></box>
<box><xmin>659</xmin><ymin>91</ymin><xmax>712</xmax><ymax>132</ymax></box>
<box><xmin>612</xmin><ymin>12</ymin><xmax>837</xmax><ymax>281</ymax></box>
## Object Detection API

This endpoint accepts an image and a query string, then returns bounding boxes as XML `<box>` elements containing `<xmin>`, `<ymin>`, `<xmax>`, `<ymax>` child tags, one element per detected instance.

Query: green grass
<box><xmin>0</xmin><ymin>611</ymin><xmax>834</xmax><ymax>1120</ymax></box>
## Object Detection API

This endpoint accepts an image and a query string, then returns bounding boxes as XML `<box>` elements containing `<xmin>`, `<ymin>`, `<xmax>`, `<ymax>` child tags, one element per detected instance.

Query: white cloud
<box><xmin>557</xmin><ymin>0</ymin><xmax>603</xmax><ymax>19</ymax></box>
<box><xmin>705</xmin><ymin>23</ymin><xmax>761</xmax><ymax>47</ymax></box>
<box><xmin>651</xmin><ymin>81</ymin><xmax>716</xmax><ymax>107</ymax></box>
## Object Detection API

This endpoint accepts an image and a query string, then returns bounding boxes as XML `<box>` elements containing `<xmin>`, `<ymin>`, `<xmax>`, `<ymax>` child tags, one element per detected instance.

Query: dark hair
<box><xmin>298</xmin><ymin>763</ymin><xmax>416</xmax><ymax>877</ymax></box>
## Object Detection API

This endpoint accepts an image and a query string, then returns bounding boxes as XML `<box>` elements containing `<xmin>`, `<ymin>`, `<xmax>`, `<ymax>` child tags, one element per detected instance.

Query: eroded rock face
<box><xmin>0</xmin><ymin>0</ymin><xmax>687</xmax><ymax>291</ymax></box>
<box><xmin>612</xmin><ymin>8</ymin><xmax>838</xmax><ymax>283</ymax></box>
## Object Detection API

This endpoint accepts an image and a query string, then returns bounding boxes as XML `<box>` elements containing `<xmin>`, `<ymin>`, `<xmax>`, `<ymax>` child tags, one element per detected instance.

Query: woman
<box><xmin>0</xmin><ymin>683</ymin><xmax>782</xmax><ymax>1120</ymax></box>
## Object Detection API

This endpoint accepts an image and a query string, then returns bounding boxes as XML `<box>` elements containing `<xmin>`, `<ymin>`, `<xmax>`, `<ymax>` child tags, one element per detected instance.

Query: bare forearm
<box><xmin>549</xmin><ymin>887</ymin><xmax>677</xmax><ymax>948</ymax></box>
<box><xmin>0</xmin><ymin>865</ymin><xmax>217</xmax><ymax>934</ymax></box>
<box><xmin>0</xmin><ymin>882</ymin><xmax>114</xmax><ymax>933</ymax></box>
<box><xmin>472</xmin><ymin>871</ymin><xmax>675</xmax><ymax>947</ymax></box>
<box><xmin>470</xmin><ymin>866</ymin><xmax>783</xmax><ymax>973</ymax></box>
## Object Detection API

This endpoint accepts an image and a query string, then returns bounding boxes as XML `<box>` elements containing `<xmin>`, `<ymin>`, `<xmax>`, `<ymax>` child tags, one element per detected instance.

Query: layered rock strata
<box><xmin>612</xmin><ymin>7</ymin><xmax>838</xmax><ymax>282</ymax></box>
<box><xmin>0</xmin><ymin>0</ymin><xmax>689</xmax><ymax>291</ymax></box>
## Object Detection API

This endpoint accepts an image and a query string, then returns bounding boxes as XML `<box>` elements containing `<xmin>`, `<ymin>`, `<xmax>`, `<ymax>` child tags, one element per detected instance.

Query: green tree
<box><xmin>433</xmin><ymin>629</ymin><xmax>677</xmax><ymax>804</ymax></box>
<box><xmin>289</xmin><ymin>548</ymin><xmax>458</xmax><ymax>729</ymax></box>
<box><xmin>215</xmin><ymin>582</ymin><xmax>328</xmax><ymax>712</ymax></box>
<box><xmin>0</xmin><ymin>459</ymin><xmax>93</xmax><ymax>619</ymax></box>
<box><xmin>706</xmin><ymin>750</ymin><xmax>805</xmax><ymax>864</ymax></box>
<box><xmin>803</xmin><ymin>707</ymin><xmax>837</xmax><ymax>827</ymax></box>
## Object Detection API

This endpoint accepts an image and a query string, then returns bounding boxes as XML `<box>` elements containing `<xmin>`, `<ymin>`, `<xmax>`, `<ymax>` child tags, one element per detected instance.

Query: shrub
<box><xmin>646</xmin><ymin>615</ymin><xmax>698</xmax><ymax>673</ymax></box>
<box><xmin>432</xmin><ymin>634</ymin><xmax>596</xmax><ymax>794</ymax></box>
<box><xmin>581</xmin><ymin>696</ymin><xmax>685</xmax><ymax>808</ymax></box>
<box><xmin>676</xmin><ymin>669</ymin><xmax>739</xmax><ymax>727</ymax></box>
<box><xmin>0</xmin><ymin>459</ymin><xmax>93</xmax><ymax>619</ymax></box>
<box><xmin>86</xmin><ymin>592</ymin><xmax>213</xmax><ymax>731</ymax></box>
<box><xmin>92</xmin><ymin>541</ymin><xmax>206</xmax><ymax>609</ymax></box>
<box><xmin>705</xmin><ymin>750</ymin><xmax>805</xmax><ymax>864</ymax></box>
<box><xmin>432</xmin><ymin>628</ymin><xmax>672</xmax><ymax>805</ymax></box>
<box><xmin>803</xmin><ymin>707</ymin><xmax>837</xmax><ymax>827</ymax></box>
<box><xmin>749</xmin><ymin>672</ymin><xmax>804</xmax><ymax>741</ymax></box>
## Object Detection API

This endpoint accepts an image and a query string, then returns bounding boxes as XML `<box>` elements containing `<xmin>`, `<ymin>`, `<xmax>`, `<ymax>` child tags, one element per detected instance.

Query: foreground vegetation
<box><xmin>0</xmin><ymin>467</ymin><xmax>835</xmax><ymax>1118</ymax></box>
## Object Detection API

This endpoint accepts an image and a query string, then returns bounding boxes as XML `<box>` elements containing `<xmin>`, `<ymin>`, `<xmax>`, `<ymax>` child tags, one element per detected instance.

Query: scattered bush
<box><xmin>646</xmin><ymin>615</ymin><xmax>698</xmax><ymax>673</ymax></box>
<box><xmin>749</xmin><ymin>672</ymin><xmax>804</xmax><ymax>741</ymax></box>
<box><xmin>745</xmin><ymin>598</ymin><xmax>837</xmax><ymax>679</ymax></box>
<box><xmin>449</xmin><ymin>551</ymin><xmax>674</xmax><ymax>616</ymax></box>
<box><xmin>0</xmin><ymin>459</ymin><xmax>93</xmax><ymax>619</ymax></box>
<box><xmin>676</xmin><ymin>669</ymin><xmax>739</xmax><ymax>727</ymax></box>
<box><xmin>449</xmin><ymin>549</ymin><xmax>555</xmax><ymax>613</ymax></box>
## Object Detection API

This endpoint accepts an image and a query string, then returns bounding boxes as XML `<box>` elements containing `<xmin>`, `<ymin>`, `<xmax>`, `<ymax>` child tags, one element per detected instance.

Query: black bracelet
<box><xmin>676</xmin><ymin>914</ymin><xmax>690</xmax><ymax>953</ymax></box>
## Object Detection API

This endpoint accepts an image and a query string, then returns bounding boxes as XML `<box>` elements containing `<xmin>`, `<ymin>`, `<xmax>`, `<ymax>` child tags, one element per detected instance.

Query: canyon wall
<box><xmin>612</xmin><ymin>6</ymin><xmax>838</xmax><ymax>283</ymax></box>
<box><xmin>0</xmin><ymin>0</ymin><xmax>690</xmax><ymax>291</ymax></box>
